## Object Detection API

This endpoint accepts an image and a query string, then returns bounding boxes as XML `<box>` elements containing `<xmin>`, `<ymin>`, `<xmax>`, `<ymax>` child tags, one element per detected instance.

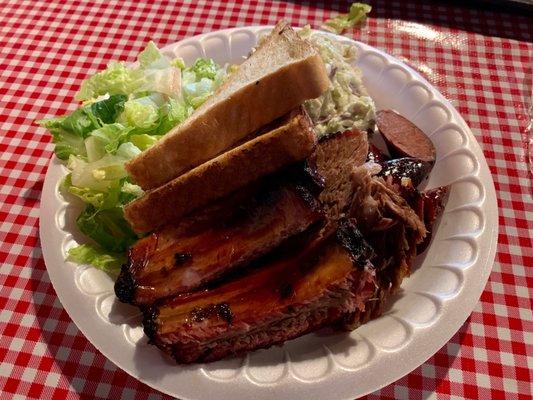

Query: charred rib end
<box><xmin>336</xmin><ymin>219</ymin><xmax>375</xmax><ymax>269</ymax></box>
<box><xmin>294</xmin><ymin>183</ymin><xmax>323</xmax><ymax>214</ymax></box>
<box><xmin>114</xmin><ymin>266</ymin><xmax>137</xmax><ymax>304</ymax></box>
<box><xmin>142</xmin><ymin>306</ymin><xmax>159</xmax><ymax>343</ymax></box>
<box><xmin>284</xmin><ymin>161</ymin><xmax>325</xmax><ymax>195</ymax></box>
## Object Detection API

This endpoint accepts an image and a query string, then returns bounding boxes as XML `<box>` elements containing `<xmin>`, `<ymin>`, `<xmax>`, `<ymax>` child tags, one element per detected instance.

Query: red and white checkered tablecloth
<box><xmin>0</xmin><ymin>1</ymin><xmax>531</xmax><ymax>399</ymax></box>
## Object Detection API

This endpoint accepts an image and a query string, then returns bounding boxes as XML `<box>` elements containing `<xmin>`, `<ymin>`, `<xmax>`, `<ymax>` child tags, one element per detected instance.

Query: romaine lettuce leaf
<box><xmin>323</xmin><ymin>3</ymin><xmax>371</xmax><ymax>34</ymax></box>
<box><xmin>57</xmin><ymin>108</ymin><xmax>100</xmax><ymax>137</ymax></box>
<box><xmin>48</xmin><ymin>129</ymin><xmax>86</xmax><ymax>160</ymax></box>
<box><xmin>38</xmin><ymin>108</ymin><xmax>98</xmax><ymax>159</ymax></box>
<box><xmin>157</xmin><ymin>98</ymin><xmax>189</xmax><ymax>134</ymax></box>
<box><xmin>171</xmin><ymin>57</ymin><xmax>186</xmax><ymax>70</ymax></box>
<box><xmin>116</xmin><ymin>142</ymin><xmax>141</xmax><ymax>159</ymax></box>
<box><xmin>89</xmin><ymin>123</ymin><xmax>133</xmax><ymax>154</ymax></box>
<box><xmin>76</xmin><ymin>62</ymin><xmax>135</xmax><ymax>101</ymax></box>
<box><xmin>129</xmin><ymin>133</ymin><xmax>159</xmax><ymax>150</ymax></box>
<box><xmin>61</xmin><ymin>173</ymin><xmax>137</xmax><ymax>209</ymax></box>
<box><xmin>141</xmin><ymin>67</ymin><xmax>182</xmax><ymax>98</ymax></box>
<box><xmin>89</xmin><ymin>94</ymin><xmax>127</xmax><ymax>124</ymax></box>
<box><xmin>60</xmin><ymin>174</ymin><xmax>106</xmax><ymax>208</ymax></box>
<box><xmin>183</xmin><ymin>77</ymin><xmax>215</xmax><ymax>108</ymax></box>
<box><xmin>67</xmin><ymin>244</ymin><xmax>124</xmax><ymax>274</ymax></box>
<box><xmin>122</xmin><ymin>97</ymin><xmax>160</xmax><ymax>130</ymax></box>
<box><xmin>38</xmin><ymin>95</ymin><xmax>128</xmax><ymax>160</ymax></box>
<box><xmin>76</xmin><ymin>204</ymin><xmax>138</xmax><ymax>253</ymax></box>
<box><xmin>138</xmin><ymin>41</ymin><xmax>166</xmax><ymax>68</ymax></box>
<box><xmin>191</xmin><ymin>58</ymin><xmax>219</xmax><ymax>80</ymax></box>
<box><xmin>84</xmin><ymin>136</ymin><xmax>106</xmax><ymax>163</ymax></box>
<box><xmin>69</xmin><ymin>154</ymin><xmax>128</xmax><ymax>191</ymax></box>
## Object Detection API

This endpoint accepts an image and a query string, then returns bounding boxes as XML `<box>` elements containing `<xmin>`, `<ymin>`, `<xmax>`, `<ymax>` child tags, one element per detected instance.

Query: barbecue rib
<box><xmin>115</xmin><ymin>178</ymin><xmax>323</xmax><ymax>306</ymax></box>
<box><xmin>143</xmin><ymin>220</ymin><xmax>376</xmax><ymax>363</ymax></box>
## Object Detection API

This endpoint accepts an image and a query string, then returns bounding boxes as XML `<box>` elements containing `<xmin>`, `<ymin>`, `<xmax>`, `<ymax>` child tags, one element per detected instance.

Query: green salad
<box><xmin>38</xmin><ymin>42</ymin><xmax>231</xmax><ymax>273</ymax></box>
<box><xmin>39</xmin><ymin>4</ymin><xmax>374</xmax><ymax>274</ymax></box>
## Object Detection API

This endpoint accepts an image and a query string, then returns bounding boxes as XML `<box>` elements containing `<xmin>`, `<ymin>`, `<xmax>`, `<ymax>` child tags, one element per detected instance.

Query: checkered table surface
<box><xmin>0</xmin><ymin>1</ymin><xmax>531</xmax><ymax>399</ymax></box>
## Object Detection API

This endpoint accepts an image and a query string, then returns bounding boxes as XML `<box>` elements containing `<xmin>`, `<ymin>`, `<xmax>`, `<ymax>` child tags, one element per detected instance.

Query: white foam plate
<box><xmin>40</xmin><ymin>26</ymin><xmax>498</xmax><ymax>400</ymax></box>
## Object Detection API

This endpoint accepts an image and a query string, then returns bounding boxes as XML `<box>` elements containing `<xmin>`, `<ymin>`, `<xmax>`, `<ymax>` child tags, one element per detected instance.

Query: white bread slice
<box><xmin>126</xmin><ymin>21</ymin><xmax>329</xmax><ymax>190</ymax></box>
<box><xmin>124</xmin><ymin>107</ymin><xmax>316</xmax><ymax>233</ymax></box>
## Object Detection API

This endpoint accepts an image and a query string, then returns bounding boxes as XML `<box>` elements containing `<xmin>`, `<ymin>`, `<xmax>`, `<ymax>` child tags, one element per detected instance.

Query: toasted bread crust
<box><xmin>126</xmin><ymin>21</ymin><xmax>329</xmax><ymax>190</ymax></box>
<box><xmin>124</xmin><ymin>109</ymin><xmax>317</xmax><ymax>233</ymax></box>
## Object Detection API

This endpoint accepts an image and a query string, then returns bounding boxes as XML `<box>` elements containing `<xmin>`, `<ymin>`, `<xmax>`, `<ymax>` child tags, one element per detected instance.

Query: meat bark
<box><xmin>378</xmin><ymin>157</ymin><xmax>433</xmax><ymax>188</ymax></box>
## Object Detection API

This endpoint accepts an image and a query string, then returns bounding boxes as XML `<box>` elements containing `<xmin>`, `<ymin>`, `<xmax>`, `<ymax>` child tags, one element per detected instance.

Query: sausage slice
<box><xmin>376</xmin><ymin>110</ymin><xmax>436</xmax><ymax>163</ymax></box>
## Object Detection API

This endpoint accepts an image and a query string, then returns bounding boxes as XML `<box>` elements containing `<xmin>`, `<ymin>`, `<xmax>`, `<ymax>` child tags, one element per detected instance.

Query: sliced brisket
<box><xmin>143</xmin><ymin>220</ymin><xmax>376</xmax><ymax>363</ymax></box>
<box><xmin>120</xmin><ymin>122</ymin><xmax>448</xmax><ymax>363</ymax></box>
<box><xmin>310</xmin><ymin>129</ymin><xmax>368</xmax><ymax>221</ymax></box>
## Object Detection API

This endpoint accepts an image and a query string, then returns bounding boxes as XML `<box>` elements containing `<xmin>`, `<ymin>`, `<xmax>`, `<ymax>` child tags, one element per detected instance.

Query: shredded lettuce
<box><xmin>322</xmin><ymin>3</ymin><xmax>371</xmax><ymax>35</ymax></box>
<box><xmin>39</xmin><ymin>41</ymin><xmax>229</xmax><ymax>274</ymax></box>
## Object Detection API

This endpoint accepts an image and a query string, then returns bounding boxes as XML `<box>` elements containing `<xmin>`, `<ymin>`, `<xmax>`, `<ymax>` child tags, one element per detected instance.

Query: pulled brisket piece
<box><xmin>345</xmin><ymin>162</ymin><xmax>449</xmax><ymax>327</ymax></box>
<box><xmin>143</xmin><ymin>220</ymin><xmax>376</xmax><ymax>363</ymax></box>
<box><xmin>349</xmin><ymin>166</ymin><xmax>426</xmax><ymax>292</ymax></box>
<box><xmin>332</xmin><ymin>166</ymin><xmax>427</xmax><ymax>328</ymax></box>
<box><xmin>115</xmin><ymin>178</ymin><xmax>323</xmax><ymax>306</ymax></box>
<box><xmin>375</xmin><ymin>159</ymin><xmax>449</xmax><ymax>253</ymax></box>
